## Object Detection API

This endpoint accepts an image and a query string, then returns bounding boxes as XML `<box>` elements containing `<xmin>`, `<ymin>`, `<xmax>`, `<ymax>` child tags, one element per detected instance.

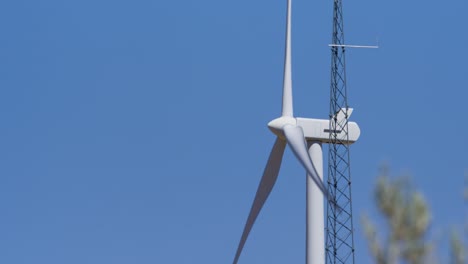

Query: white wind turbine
<box><xmin>232</xmin><ymin>0</ymin><xmax>360</xmax><ymax>263</ymax></box>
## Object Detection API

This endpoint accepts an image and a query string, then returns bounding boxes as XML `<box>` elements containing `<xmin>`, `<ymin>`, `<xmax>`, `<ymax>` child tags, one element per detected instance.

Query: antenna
<box><xmin>329</xmin><ymin>35</ymin><xmax>380</xmax><ymax>49</ymax></box>
<box><xmin>328</xmin><ymin>44</ymin><xmax>378</xmax><ymax>49</ymax></box>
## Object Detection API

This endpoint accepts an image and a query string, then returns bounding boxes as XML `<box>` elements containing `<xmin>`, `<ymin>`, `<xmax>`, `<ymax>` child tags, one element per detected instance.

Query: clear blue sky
<box><xmin>0</xmin><ymin>0</ymin><xmax>467</xmax><ymax>263</ymax></box>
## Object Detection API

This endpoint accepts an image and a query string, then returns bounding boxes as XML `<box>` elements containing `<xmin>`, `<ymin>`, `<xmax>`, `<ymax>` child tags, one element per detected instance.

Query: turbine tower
<box><xmin>326</xmin><ymin>0</ymin><xmax>355</xmax><ymax>263</ymax></box>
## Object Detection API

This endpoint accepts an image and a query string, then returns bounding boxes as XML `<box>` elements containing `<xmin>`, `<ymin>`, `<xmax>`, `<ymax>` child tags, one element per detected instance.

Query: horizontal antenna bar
<box><xmin>329</xmin><ymin>44</ymin><xmax>379</xmax><ymax>49</ymax></box>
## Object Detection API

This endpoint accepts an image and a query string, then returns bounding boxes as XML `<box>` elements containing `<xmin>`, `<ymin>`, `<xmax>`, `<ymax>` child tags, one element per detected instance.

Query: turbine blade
<box><xmin>233</xmin><ymin>138</ymin><xmax>287</xmax><ymax>264</ymax></box>
<box><xmin>283</xmin><ymin>125</ymin><xmax>330</xmax><ymax>200</ymax></box>
<box><xmin>281</xmin><ymin>0</ymin><xmax>293</xmax><ymax>117</ymax></box>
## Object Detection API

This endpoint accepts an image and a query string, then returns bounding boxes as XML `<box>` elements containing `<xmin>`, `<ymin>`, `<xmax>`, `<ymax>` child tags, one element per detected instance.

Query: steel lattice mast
<box><xmin>325</xmin><ymin>0</ymin><xmax>356</xmax><ymax>262</ymax></box>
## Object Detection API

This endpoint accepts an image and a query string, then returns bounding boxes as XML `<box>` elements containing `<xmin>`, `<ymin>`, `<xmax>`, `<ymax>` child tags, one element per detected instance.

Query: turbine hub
<box><xmin>267</xmin><ymin>116</ymin><xmax>296</xmax><ymax>139</ymax></box>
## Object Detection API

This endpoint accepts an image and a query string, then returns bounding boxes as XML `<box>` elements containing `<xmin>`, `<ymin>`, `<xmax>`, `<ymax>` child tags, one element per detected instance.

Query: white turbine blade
<box><xmin>283</xmin><ymin>125</ymin><xmax>330</xmax><ymax>200</ymax></box>
<box><xmin>233</xmin><ymin>138</ymin><xmax>287</xmax><ymax>264</ymax></box>
<box><xmin>281</xmin><ymin>0</ymin><xmax>293</xmax><ymax>117</ymax></box>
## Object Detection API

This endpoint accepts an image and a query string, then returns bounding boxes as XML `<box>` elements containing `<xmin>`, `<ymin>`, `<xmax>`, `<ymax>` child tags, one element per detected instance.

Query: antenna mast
<box><xmin>326</xmin><ymin>0</ymin><xmax>356</xmax><ymax>262</ymax></box>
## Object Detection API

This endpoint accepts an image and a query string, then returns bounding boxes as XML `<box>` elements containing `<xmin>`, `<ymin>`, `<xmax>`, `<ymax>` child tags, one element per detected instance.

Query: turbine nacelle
<box><xmin>296</xmin><ymin>117</ymin><xmax>360</xmax><ymax>144</ymax></box>
<box><xmin>268</xmin><ymin>111</ymin><xmax>360</xmax><ymax>144</ymax></box>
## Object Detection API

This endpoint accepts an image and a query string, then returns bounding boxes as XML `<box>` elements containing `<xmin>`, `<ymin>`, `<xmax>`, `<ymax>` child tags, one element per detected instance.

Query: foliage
<box><xmin>449</xmin><ymin>172</ymin><xmax>468</xmax><ymax>264</ymax></box>
<box><xmin>362</xmin><ymin>168</ymin><xmax>468</xmax><ymax>264</ymax></box>
<box><xmin>450</xmin><ymin>231</ymin><xmax>465</xmax><ymax>264</ymax></box>
<box><xmin>361</xmin><ymin>167</ymin><xmax>431</xmax><ymax>264</ymax></box>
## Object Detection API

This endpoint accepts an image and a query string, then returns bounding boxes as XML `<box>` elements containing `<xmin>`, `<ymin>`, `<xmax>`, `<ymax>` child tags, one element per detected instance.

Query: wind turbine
<box><xmin>232</xmin><ymin>0</ymin><xmax>360</xmax><ymax>263</ymax></box>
